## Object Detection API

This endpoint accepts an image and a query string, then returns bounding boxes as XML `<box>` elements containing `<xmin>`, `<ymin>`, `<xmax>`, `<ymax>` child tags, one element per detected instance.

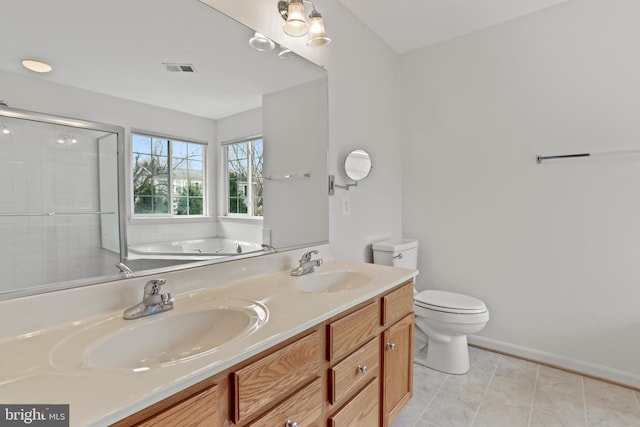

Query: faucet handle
<box><xmin>144</xmin><ymin>279</ymin><xmax>166</xmax><ymax>296</ymax></box>
<box><xmin>161</xmin><ymin>293</ymin><xmax>173</xmax><ymax>306</ymax></box>
<box><xmin>301</xmin><ymin>250</ymin><xmax>319</xmax><ymax>262</ymax></box>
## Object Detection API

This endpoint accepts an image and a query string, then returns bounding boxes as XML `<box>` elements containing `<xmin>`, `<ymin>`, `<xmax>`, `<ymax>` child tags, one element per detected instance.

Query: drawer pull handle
<box><xmin>357</xmin><ymin>364</ymin><xmax>368</xmax><ymax>374</ymax></box>
<box><xmin>387</xmin><ymin>342</ymin><xmax>397</xmax><ymax>350</ymax></box>
<box><xmin>286</xmin><ymin>421</ymin><xmax>298</xmax><ymax>427</ymax></box>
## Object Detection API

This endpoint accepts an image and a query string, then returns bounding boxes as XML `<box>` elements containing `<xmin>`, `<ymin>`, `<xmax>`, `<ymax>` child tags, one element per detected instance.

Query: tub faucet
<box><xmin>291</xmin><ymin>250</ymin><xmax>323</xmax><ymax>276</ymax></box>
<box><xmin>123</xmin><ymin>279</ymin><xmax>173</xmax><ymax>320</ymax></box>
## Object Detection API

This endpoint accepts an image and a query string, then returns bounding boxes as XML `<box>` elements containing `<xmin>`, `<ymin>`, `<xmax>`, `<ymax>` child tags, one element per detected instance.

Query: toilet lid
<box><xmin>415</xmin><ymin>290</ymin><xmax>487</xmax><ymax>314</ymax></box>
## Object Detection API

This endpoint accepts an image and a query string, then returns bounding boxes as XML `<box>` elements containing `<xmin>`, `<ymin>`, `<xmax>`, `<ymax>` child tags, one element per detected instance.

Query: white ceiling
<box><xmin>337</xmin><ymin>0</ymin><xmax>570</xmax><ymax>54</ymax></box>
<box><xmin>1</xmin><ymin>1</ymin><xmax>571</xmax><ymax>119</ymax></box>
<box><xmin>0</xmin><ymin>0</ymin><xmax>325</xmax><ymax>120</ymax></box>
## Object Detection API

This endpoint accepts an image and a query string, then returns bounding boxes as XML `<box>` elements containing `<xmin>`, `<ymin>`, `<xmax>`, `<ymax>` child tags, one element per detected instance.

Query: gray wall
<box><xmin>401</xmin><ymin>0</ymin><xmax>640</xmax><ymax>387</ymax></box>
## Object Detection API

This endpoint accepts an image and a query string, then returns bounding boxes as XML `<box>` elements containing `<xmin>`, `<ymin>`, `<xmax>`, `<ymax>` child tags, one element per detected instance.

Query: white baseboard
<box><xmin>468</xmin><ymin>335</ymin><xmax>640</xmax><ymax>390</ymax></box>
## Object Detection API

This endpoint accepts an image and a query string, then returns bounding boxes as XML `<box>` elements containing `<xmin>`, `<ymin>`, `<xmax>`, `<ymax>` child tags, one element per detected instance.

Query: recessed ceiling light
<box><xmin>21</xmin><ymin>59</ymin><xmax>52</xmax><ymax>73</ymax></box>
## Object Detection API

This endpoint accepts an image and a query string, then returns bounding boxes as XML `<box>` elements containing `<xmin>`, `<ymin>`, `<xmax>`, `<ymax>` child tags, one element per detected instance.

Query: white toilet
<box><xmin>372</xmin><ymin>239</ymin><xmax>489</xmax><ymax>375</ymax></box>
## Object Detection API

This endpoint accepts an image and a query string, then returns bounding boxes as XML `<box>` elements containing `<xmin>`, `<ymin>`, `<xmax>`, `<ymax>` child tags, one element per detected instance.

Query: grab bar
<box><xmin>0</xmin><ymin>211</ymin><xmax>116</xmax><ymax>217</ymax></box>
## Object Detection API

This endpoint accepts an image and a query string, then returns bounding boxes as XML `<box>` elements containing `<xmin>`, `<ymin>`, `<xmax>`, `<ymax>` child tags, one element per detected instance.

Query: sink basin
<box><xmin>293</xmin><ymin>270</ymin><xmax>376</xmax><ymax>293</ymax></box>
<box><xmin>50</xmin><ymin>299</ymin><xmax>268</xmax><ymax>371</ymax></box>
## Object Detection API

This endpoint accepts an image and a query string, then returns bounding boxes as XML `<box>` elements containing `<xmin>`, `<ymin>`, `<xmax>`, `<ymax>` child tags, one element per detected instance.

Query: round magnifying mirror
<box><xmin>344</xmin><ymin>149</ymin><xmax>372</xmax><ymax>181</ymax></box>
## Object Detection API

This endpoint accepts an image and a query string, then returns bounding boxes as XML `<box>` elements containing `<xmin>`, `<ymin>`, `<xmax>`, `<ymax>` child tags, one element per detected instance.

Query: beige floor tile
<box><xmin>529</xmin><ymin>404</ymin><xmax>586</xmax><ymax>427</ymax></box>
<box><xmin>472</xmin><ymin>411</ymin><xmax>529</xmax><ymax>427</ymax></box>
<box><xmin>586</xmin><ymin>404</ymin><xmax>640</xmax><ymax>427</ymax></box>
<box><xmin>417</xmin><ymin>399</ymin><xmax>476</xmax><ymax>427</ymax></box>
<box><xmin>434</xmin><ymin>369</ymin><xmax>492</xmax><ymax>411</ymax></box>
<box><xmin>584</xmin><ymin>378</ymin><xmax>639</xmax><ymax>412</ymax></box>
<box><xmin>536</xmin><ymin>365</ymin><xmax>583</xmax><ymax>400</ymax></box>
<box><xmin>493</xmin><ymin>354</ymin><xmax>537</xmax><ymax>387</ymax></box>
<box><xmin>400</xmin><ymin>348</ymin><xmax>639</xmax><ymax>427</ymax></box>
<box><xmin>469</xmin><ymin>346</ymin><xmax>500</xmax><ymax>374</ymax></box>
<box><xmin>530</xmin><ymin>392</ymin><xmax>586</xmax><ymax>427</ymax></box>
<box><xmin>413</xmin><ymin>363</ymin><xmax>449</xmax><ymax>400</ymax></box>
<box><xmin>475</xmin><ymin>372</ymin><xmax>535</xmax><ymax>427</ymax></box>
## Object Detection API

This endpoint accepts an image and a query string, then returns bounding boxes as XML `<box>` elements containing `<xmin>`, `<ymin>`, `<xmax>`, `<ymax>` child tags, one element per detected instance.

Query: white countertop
<box><xmin>0</xmin><ymin>247</ymin><xmax>417</xmax><ymax>426</ymax></box>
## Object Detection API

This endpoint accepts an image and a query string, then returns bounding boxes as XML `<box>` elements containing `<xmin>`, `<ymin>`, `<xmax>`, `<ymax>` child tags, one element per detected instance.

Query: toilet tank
<box><xmin>372</xmin><ymin>239</ymin><xmax>418</xmax><ymax>269</ymax></box>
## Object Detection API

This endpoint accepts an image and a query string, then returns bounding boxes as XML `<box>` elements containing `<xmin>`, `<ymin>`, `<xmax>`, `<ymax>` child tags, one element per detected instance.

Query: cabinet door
<box><xmin>383</xmin><ymin>313</ymin><xmax>414</xmax><ymax>424</ymax></box>
<box><xmin>136</xmin><ymin>385</ymin><xmax>219</xmax><ymax>427</ymax></box>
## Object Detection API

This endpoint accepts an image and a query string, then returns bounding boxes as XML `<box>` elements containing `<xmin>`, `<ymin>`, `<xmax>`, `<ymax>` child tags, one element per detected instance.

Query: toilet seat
<box><xmin>415</xmin><ymin>290</ymin><xmax>487</xmax><ymax>315</ymax></box>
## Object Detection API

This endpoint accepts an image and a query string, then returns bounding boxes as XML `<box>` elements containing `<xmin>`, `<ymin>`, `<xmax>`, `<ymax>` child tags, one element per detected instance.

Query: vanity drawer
<box><xmin>328</xmin><ymin>378</ymin><xmax>380</xmax><ymax>427</ymax></box>
<box><xmin>327</xmin><ymin>301</ymin><xmax>379</xmax><ymax>361</ymax></box>
<box><xmin>381</xmin><ymin>281</ymin><xmax>414</xmax><ymax>327</ymax></box>
<box><xmin>248</xmin><ymin>378</ymin><xmax>322</xmax><ymax>427</ymax></box>
<box><xmin>136</xmin><ymin>385</ymin><xmax>219</xmax><ymax>427</ymax></box>
<box><xmin>232</xmin><ymin>330</ymin><xmax>320</xmax><ymax>423</ymax></box>
<box><xmin>328</xmin><ymin>336</ymin><xmax>380</xmax><ymax>405</ymax></box>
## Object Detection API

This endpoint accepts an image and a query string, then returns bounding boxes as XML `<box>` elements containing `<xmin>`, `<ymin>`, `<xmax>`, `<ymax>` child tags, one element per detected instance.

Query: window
<box><xmin>225</xmin><ymin>137</ymin><xmax>263</xmax><ymax>217</ymax></box>
<box><xmin>132</xmin><ymin>132</ymin><xmax>205</xmax><ymax>216</ymax></box>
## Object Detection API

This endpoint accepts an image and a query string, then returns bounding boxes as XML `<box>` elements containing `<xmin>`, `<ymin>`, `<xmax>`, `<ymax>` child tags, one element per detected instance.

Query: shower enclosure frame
<box><xmin>0</xmin><ymin>105</ymin><xmax>127</xmax><ymax>299</ymax></box>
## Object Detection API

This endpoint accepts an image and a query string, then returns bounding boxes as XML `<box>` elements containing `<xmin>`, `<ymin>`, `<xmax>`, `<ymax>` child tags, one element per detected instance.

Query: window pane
<box><xmin>151</xmin><ymin>138</ymin><xmax>169</xmax><ymax>157</ymax></box>
<box><xmin>225</xmin><ymin>139</ymin><xmax>264</xmax><ymax>217</ymax></box>
<box><xmin>188</xmin><ymin>159</ymin><xmax>203</xmax><ymax>171</ymax></box>
<box><xmin>132</xmin><ymin>134</ymin><xmax>152</xmax><ymax>154</ymax></box>
<box><xmin>132</xmin><ymin>133</ymin><xmax>205</xmax><ymax>217</ymax></box>
<box><xmin>134</xmin><ymin>196</ymin><xmax>168</xmax><ymax>214</ymax></box>
<box><xmin>188</xmin><ymin>144</ymin><xmax>203</xmax><ymax>162</ymax></box>
<box><xmin>172</xmin><ymin>141</ymin><xmax>188</xmax><ymax>160</ymax></box>
<box><xmin>188</xmin><ymin>197</ymin><xmax>203</xmax><ymax>215</ymax></box>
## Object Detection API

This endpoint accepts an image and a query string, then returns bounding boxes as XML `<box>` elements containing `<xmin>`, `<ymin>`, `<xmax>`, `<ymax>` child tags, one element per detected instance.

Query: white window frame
<box><xmin>222</xmin><ymin>136</ymin><xmax>263</xmax><ymax>218</ymax></box>
<box><xmin>131</xmin><ymin>130</ymin><xmax>207</xmax><ymax>218</ymax></box>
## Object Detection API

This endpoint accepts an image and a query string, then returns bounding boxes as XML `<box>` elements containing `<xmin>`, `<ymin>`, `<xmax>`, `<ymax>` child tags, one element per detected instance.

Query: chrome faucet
<box><xmin>123</xmin><ymin>279</ymin><xmax>173</xmax><ymax>320</ymax></box>
<box><xmin>291</xmin><ymin>250</ymin><xmax>323</xmax><ymax>276</ymax></box>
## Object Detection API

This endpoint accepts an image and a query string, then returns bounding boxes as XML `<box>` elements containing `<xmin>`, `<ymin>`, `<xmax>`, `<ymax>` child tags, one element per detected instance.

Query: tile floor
<box><xmin>391</xmin><ymin>347</ymin><xmax>640</xmax><ymax>427</ymax></box>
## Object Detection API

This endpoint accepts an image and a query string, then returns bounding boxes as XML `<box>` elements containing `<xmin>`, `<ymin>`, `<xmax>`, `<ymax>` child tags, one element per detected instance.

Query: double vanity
<box><xmin>0</xmin><ymin>245</ymin><xmax>417</xmax><ymax>426</ymax></box>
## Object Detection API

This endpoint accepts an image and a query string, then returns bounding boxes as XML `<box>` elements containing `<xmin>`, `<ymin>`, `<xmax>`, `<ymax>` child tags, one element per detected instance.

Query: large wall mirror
<box><xmin>0</xmin><ymin>0</ymin><xmax>329</xmax><ymax>299</ymax></box>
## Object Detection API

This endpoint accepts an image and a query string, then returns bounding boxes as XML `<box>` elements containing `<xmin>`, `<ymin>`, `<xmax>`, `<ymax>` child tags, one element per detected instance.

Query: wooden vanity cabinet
<box><xmin>135</xmin><ymin>385</ymin><xmax>220</xmax><ymax>427</ymax></box>
<box><xmin>231</xmin><ymin>330</ymin><xmax>321</xmax><ymax>424</ymax></box>
<box><xmin>383</xmin><ymin>313</ymin><xmax>414</xmax><ymax>424</ymax></box>
<box><xmin>325</xmin><ymin>280</ymin><xmax>414</xmax><ymax>427</ymax></box>
<box><xmin>380</xmin><ymin>282</ymin><xmax>415</xmax><ymax>425</ymax></box>
<box><xmin>113</xmin><ymin>280</ymin><xmax>414</xmax><ymax>427</ymax></box>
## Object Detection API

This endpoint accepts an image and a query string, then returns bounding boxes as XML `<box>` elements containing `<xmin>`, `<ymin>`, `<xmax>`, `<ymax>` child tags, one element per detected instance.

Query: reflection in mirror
<box><xmin>0</xmin><ymin>0</ymin><xmax>329</xmax><ymax>299</ymax></box>
<box><xmin>344</xmin><ymin>149</ymin><xmax>373</xmax><ymax>181</ymax></box>
<box><xmin>0</xmin><ymin>107</ymin><xmax>124</xmax><ymax>297</ymax></box>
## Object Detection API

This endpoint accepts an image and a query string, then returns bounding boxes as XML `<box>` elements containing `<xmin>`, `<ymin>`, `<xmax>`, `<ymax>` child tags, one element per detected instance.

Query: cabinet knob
<box><xmin>286</xmin><ymin>421</ymin><xmax>298</xmax><ymax>427</ymax></box>
<box><xmin>357</xmin><ymin>364</ymin><xmax>368</xmax><ymax>374</ymax></box>
<box><xmin>387</xmin><ymin>342</ymin><xmax>397</xmax><ymax>350</ymax></box>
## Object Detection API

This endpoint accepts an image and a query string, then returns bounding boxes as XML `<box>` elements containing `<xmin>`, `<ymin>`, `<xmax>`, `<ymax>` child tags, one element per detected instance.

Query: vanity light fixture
<box><xmin>248</xmin><ymin>32</ymin><xmax>276</xmax><ymax>52</ymax></box>
<box><xmin>278</xmin><ymin>0</ymin><xmax>331</xmax><ymax>47</ymax></box>
<box><xmin>21</xmin><ymin>59</ymin><xmax>52</xmax><ymax>73</ymax></box>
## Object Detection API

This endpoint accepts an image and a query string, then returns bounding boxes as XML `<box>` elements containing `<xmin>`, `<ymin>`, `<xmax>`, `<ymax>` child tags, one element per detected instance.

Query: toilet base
<box><xmin>416</xmin><ymin>335</ymin><xmax>470</xmax><ymax>375</ymax></box>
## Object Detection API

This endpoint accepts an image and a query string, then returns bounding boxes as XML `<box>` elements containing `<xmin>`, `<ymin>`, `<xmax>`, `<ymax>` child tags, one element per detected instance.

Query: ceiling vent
<box><xmin>164</xmin><ymin>63</ymin><xmax>196</xmax><ymax>73</ymax></box>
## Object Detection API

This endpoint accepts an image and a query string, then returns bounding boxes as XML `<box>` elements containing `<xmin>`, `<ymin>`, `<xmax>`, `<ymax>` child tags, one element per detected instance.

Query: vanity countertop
<box><xmin>0</xmin><ymin>248</ymin><xmax>417</xmax><ymax>426</ymax></box>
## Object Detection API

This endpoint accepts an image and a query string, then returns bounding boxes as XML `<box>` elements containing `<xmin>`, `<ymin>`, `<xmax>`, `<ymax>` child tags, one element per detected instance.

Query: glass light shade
<box><xmin>283</xmin><ymin>0</ymin><xmax>309</xmax><ymax>37</ymax></box>
<box><xmin>1</xmin><ymin>126</ymin><xmax>10</xmax><ymax>135</ymax></box>
<box><xmin>306</xmin><ymin>14</ymin><xmax>330</xmax><ymax>47</ymax></box>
